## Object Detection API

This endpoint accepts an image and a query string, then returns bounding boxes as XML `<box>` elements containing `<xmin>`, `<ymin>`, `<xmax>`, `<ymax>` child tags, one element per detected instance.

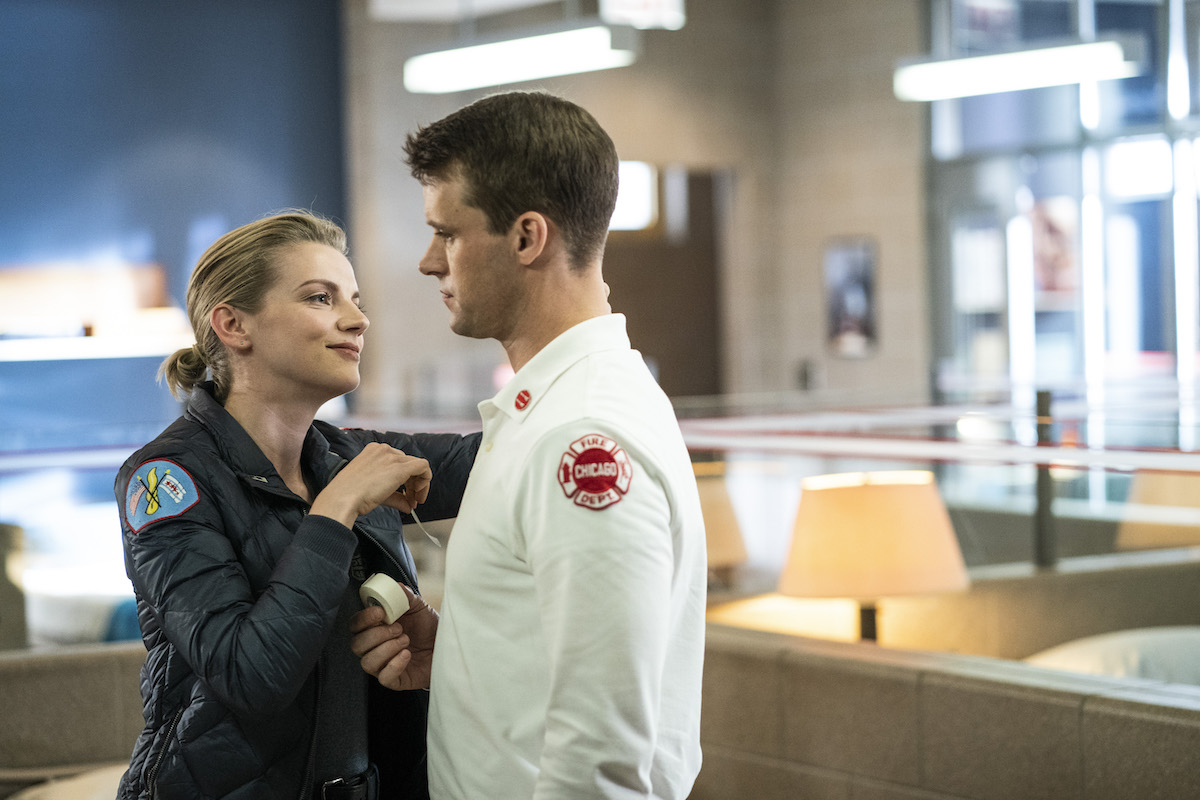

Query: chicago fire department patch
<box><xmin>558</xmin><ymin>433</ymin><xmax>633</xmax><ymax>510</ymax></box>
<box><xmin>125</xmin><ymin>459</ymin><xmax>200</xmax><ymax>532</ymax></box>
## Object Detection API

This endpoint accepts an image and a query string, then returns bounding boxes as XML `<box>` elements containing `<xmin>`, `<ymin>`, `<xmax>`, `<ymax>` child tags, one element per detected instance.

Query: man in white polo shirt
<box><xmin>359</xmin><ymin>90</ymin><xmax>707</xmax><ymax>799</ymax></box>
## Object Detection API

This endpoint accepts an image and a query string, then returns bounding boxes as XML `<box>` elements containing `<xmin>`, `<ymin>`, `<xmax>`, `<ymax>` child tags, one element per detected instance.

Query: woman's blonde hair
<box><xmin>159</xmin><ymin>210</ymin><xmax>348</xmax><ymax>401</ymax></box>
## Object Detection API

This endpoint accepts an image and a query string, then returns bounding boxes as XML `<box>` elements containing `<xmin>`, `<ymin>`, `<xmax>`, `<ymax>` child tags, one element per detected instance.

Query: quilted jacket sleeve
<box><xmin>320</xmin><ymin>424</ymin><xmax>481</xmax><ymax>521</ymax></box>
<box><xmin>117</xmin><ymin>444</ymin><xmax>358</xmax><ymax>717</ymax></box>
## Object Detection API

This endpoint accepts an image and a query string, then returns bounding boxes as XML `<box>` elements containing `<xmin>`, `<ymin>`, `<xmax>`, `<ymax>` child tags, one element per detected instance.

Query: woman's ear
<box><xmin>211</xmin><ymin>304</ymin><xmax>249</xmax><ymax>350</ymax></box>
<box><xmin>513</xmin><ymin>212</ymin><xmax>550</xmax><ymax>265</ymax></box>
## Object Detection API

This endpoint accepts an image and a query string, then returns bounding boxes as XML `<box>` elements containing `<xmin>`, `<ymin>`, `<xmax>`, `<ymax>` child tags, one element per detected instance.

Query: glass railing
<box><xmin>678</xmin><ymin>388</ymin><xmax>1200</xmax><ymax>600</ymax></box>
<box><xmin>7</xmin><ymin>389</ymin><xmax>1200</xmax><ymax>650</ymax></box>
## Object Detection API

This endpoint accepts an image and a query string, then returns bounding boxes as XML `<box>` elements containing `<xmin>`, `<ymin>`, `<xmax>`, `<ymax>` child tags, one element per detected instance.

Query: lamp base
<box><xmin>859</xmin><ymin>602</ymin><xmax>878</xmax><ymax>642</ymax></box>
<box><xmin>707</xmin><ymin>565</ymin><xmax>739</xmax><ymax>591</ymax></box>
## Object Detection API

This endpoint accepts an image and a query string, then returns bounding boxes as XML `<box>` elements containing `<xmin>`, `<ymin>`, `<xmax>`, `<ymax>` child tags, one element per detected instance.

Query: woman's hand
<box><xmin>350</xmin><ymin>584</ymin><xmax>438</xmax><ymax>691</ymax></box>
<box><xmin>310</xmin><ymin>442</ymin><xmax>431</xmax><ymax>528</ymax></box>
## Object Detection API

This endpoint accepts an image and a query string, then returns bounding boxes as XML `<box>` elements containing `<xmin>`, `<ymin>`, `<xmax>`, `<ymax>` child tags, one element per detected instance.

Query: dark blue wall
<box><xmin>0</xmin><ymin>0</ymin><xmax>345</xmax><ymax>452</ymax></box>
<box><xmin>0</xmin><ymin>0</ymin><xmax>346</xmax><ymax>305</ymax></box>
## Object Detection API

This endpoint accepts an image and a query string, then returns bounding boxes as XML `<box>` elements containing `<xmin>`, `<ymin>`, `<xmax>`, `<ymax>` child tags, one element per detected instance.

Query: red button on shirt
<box><xmin>515</xmin><ymin>390</ymin><xmax>531</xmax><ymax>410</ymax></box>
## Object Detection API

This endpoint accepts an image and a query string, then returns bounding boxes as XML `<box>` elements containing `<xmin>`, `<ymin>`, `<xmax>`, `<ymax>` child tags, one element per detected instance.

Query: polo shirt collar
<box><xmin>484</xmin><ymin>313</ymin><xmax>630</xmax><ymax>422</ymax></box>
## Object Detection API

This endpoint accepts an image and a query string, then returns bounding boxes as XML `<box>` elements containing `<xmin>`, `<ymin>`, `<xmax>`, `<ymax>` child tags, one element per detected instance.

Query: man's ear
<box><xmin>513</xmin><ymin>212</ymin><xmax>550</xmax><ymax>266</ymax></box>
<box><xmin>211</xmin><ymin>304</ymin><xmax>249</xmax><ymax>349</ymax></box>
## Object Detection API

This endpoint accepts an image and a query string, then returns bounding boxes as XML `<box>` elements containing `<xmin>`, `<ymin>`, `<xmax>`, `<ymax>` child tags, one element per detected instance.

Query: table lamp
<box><xmin>778</xmin><ymin>470</ymin><xmax>968</xmax><ymax>641</ymax></box>
<box><xmin>1115</xmin><ymin>469</ymin><xmax>1200</xmax><ymax>550</ymax></box>
<box><xmin>693</xmin><ymin>462</ymin><xmax>749</xmax><ymax>588</ymax></box>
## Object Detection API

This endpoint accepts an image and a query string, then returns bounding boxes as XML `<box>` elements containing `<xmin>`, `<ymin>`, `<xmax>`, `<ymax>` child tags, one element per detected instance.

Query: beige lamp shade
<box><xmin>1115</xmin><ymin>470</ymin><xmax>1200</xmax><ymax>550</ymax></box>
<box><xmin>779</xmin><ymin>470</ymin><xmax>968</xmax><ymax>600</ymax></box>
<box><xmin>693</xmin><ymin>463</ymin><xmax>748</xmax><ymax>569</ymax></box>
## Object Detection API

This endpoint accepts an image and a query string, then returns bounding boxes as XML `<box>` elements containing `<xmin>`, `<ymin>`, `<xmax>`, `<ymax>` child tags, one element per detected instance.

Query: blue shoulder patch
<box><xmin>124</xmin><ymin>459</ymin><xmax>200</xmax><ymax>533</ymax></box>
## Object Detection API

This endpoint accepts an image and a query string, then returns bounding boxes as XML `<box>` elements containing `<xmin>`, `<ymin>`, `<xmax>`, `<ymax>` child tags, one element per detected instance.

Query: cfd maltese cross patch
<box><xmin>125</xmin><ymin>460</ymin><xmax>200</xmax><ymax>532</ymax></box>
<box><xmin>558</xmin><ymin>433</ymin><xmax>633</xmax><ymax>510</ymax></box>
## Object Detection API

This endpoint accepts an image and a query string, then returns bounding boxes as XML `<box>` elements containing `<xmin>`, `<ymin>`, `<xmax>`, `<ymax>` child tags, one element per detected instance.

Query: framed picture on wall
<box><xmin>824</xmin><ymin>237</ymin><xmax>877</xmax><ymax>358</ymax></box>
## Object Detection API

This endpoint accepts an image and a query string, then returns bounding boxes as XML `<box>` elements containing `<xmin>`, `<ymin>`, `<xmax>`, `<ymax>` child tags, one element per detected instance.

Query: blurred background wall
<box><xmin>341</xmin><ymin>0</ymin><xmax>929</xmax><ymax>417</ymax></box>
<box><xmin>0</xmin><ymin>0</ymin><xmax>347</xmax><ymax>449</ymax></box>
<box><xmin>0</xmin><ymin>0</ymin><xmax>929</xmax><ymax>440</ymax></box>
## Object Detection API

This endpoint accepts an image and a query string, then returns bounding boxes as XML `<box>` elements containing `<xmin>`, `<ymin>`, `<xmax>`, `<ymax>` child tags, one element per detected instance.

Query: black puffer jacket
<box><xmin>113</xmin><ymin>384</ymin><xmax>479</xmax><ymax>799</ymax></box>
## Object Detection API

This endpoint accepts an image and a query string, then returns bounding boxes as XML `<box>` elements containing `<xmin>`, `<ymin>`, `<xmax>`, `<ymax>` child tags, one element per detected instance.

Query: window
<box><xmin>931</xmin><ymin>0</ymin><xmax>1199</xmax><ymax>436</ymax></box>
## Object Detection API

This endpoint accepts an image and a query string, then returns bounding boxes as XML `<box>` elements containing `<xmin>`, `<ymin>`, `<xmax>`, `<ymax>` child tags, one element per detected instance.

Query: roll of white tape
<box><xmin>359</xmin><ymin>573</ymin><xmax>410</xmax><ymax>623</ymax></box>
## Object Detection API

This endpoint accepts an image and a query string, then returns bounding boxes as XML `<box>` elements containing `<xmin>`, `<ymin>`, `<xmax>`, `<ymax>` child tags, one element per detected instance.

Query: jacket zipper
<box><xmin>245</xmin><ymin>465</ymin><xmax>417</xmax><ymax>589</ymax></box>
<box><xmin>147</xmin><ymin>706</ymin><xmax>184</xmax><ymax>799</ymax></box>
<box><xmin>297</xmin><ymin>665</ymin><xmax>320</xmax><ymax>800</ymax></box>
<box><xmin>355</xmin><ymin>523</ymin><xmax>418</xmax><ymax>591</ymax></box>
<box><xmin>321</xmin><ymin>459</ymin><xmax>418</xmax><ymax>589</ymax></box>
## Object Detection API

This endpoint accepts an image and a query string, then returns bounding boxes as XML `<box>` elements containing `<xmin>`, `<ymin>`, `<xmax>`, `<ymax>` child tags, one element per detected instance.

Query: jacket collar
<box><xmin>185</xmin><ymin>382</ymin><xmax>340</xmax><ymax>494</ymax></box>
<box><xmin>484</xmin><ymin>313</ymin><xmax>630</xmax><ymax>424</ymax></box>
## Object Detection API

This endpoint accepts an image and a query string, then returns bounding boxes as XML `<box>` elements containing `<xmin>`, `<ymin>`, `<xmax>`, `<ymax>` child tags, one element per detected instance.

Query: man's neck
<box><xmin>502</xmin><ymin>269</ymin><xmax>610</xmax><ymax>372</ymax></box>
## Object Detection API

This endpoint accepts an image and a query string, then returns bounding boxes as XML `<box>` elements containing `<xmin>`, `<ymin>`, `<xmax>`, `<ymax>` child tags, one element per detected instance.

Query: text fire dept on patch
<box><xmin>558</xmin><ymin>433</ymin><xmax>634</xmax><ymax>510</ymax></box>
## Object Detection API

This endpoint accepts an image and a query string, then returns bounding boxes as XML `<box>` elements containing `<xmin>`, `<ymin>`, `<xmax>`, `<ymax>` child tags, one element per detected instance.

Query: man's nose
<box><xmin>418</xmin><ymin>241</ymin><xmax>444</xmax><ymax>275</ymax></box>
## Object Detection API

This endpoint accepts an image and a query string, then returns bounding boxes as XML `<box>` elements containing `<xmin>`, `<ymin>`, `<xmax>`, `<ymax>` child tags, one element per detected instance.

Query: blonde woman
<box><xmin>114</xmin><ymin>211</ymin><xmax>476</xmax><ymax>799</ymax></box>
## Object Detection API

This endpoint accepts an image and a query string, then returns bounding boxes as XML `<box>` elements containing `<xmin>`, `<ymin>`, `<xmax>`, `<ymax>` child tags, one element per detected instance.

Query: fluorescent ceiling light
<box><xmin>369</xmin><ymin>0</ymin><xmax>546</xmax><ymax>22</ymax></box>
<box><xmin>893</xmin><ymin>37</ymin><xmax>1144</xmax><ymax>102</ymax></box>
<box><xmin>600</xmin><ymin>0</ymin><xmax>685</xmax><ymax>30</ymax></box>
<box><xmin>404</xmin><ymin>21</ymin><xmax>639</xmax><ymax>94</ymax></box>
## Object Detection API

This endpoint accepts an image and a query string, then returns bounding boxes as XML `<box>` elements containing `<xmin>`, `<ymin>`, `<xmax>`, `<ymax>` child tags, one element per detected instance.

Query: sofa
<box><xmin>693</xmin><ymin>547</ymin><xmax>1200</xmax><ymax>799</ymax></box>
<box><xmin>6</xmin><ymin>548</ymin><xmax>1200</xmax><ymax>799</ymax></box>
<box><xmin>0</xmin><ymin>643</ymin><xmax>143</xmax><ymax>798</ymax></box>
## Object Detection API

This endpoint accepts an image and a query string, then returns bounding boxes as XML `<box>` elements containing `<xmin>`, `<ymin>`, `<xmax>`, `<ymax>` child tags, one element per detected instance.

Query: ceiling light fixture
<box><xmin>893</xmin><ymin>36</ymin><xmax>1145</xmax><ymax>102</ymax></box>
<box><xmin>403</xmin><ymin>18</ymin><xmax>639</xmax><ymax>94</ymax></box>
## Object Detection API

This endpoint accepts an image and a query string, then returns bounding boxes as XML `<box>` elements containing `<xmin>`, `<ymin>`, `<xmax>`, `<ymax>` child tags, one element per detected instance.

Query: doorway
<box><xmin>604</xmin><ymin>168</ymin><xmax>725</xmax><ymax>399</ymax></box>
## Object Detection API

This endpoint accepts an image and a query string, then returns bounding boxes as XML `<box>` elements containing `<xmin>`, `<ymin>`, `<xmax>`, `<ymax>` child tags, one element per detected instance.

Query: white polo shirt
<box><xmin>427</xmin><ymin>313</ymin><xmax>706</xmax><ymax>800</ymax></box>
